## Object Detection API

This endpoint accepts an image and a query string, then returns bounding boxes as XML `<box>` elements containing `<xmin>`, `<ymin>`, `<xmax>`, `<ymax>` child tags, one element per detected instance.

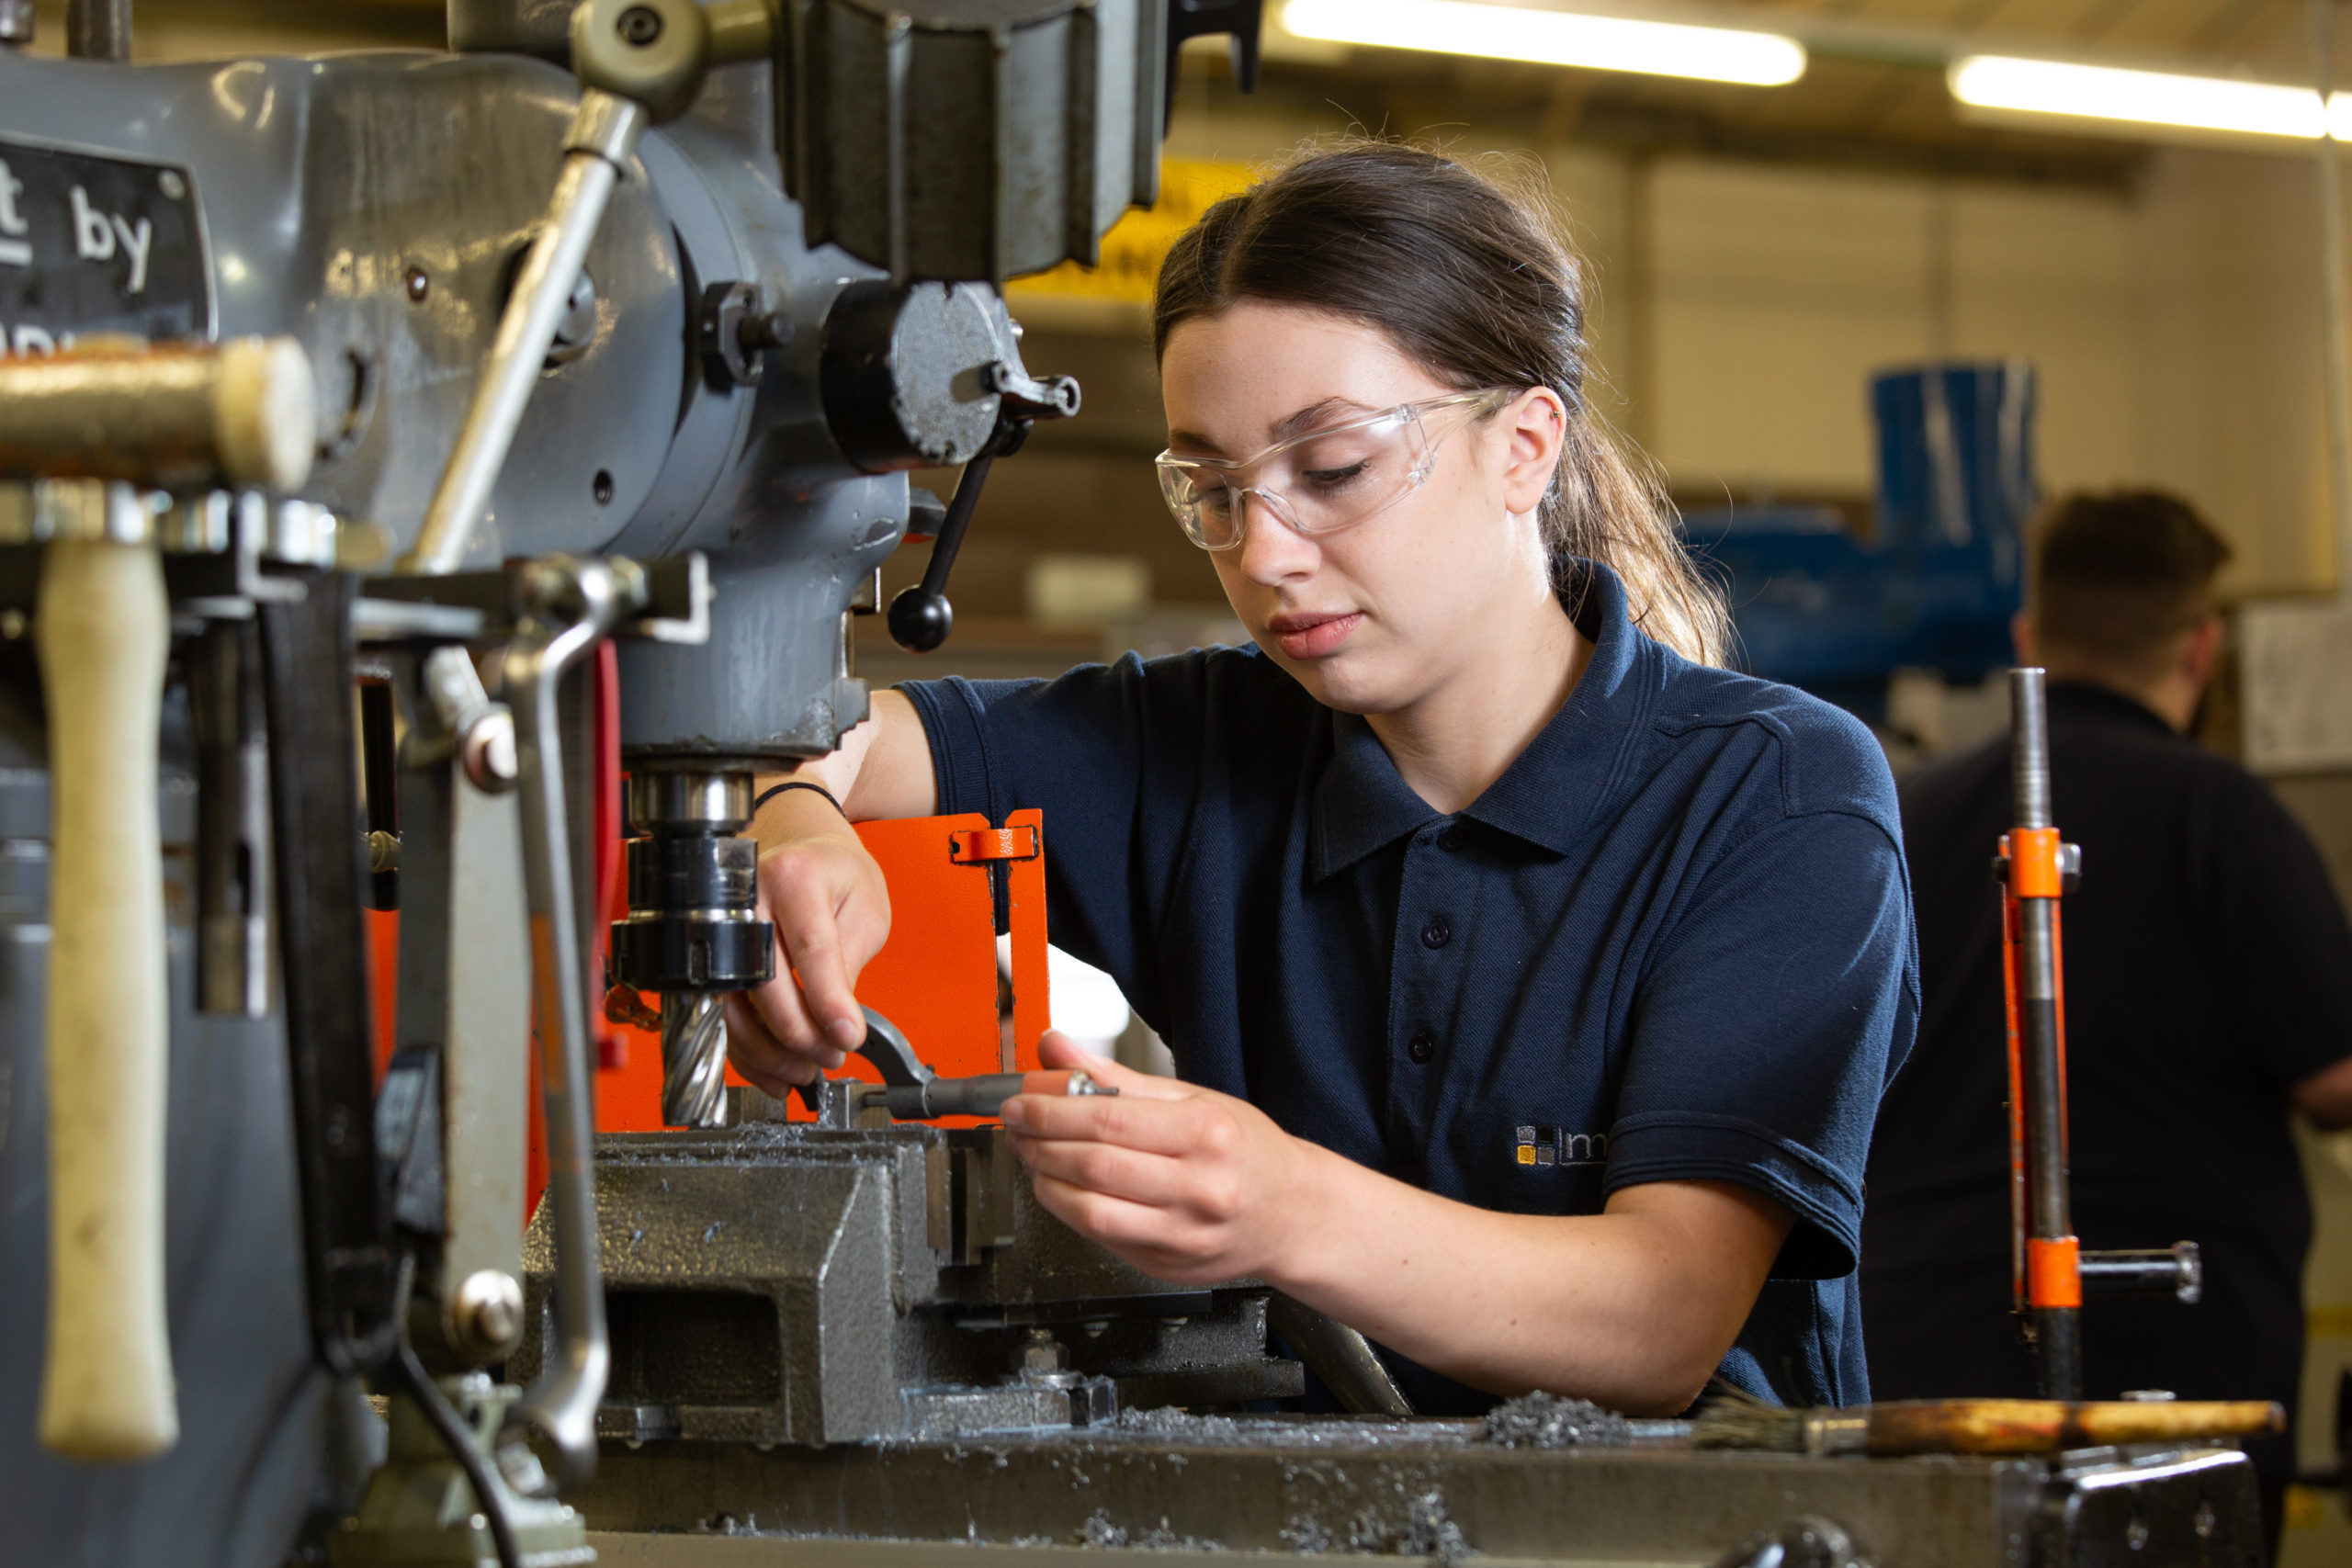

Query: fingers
<box><xmin>1024</xmin><ymin>1172</ymin><xmax>1229</xmax><ymax>1286</ymax></box>
<box><xmin>1033</xmin><ymin>1030</ymin><xmax>1187</xmax><ymax>1101</ymax></box>
<box><xmin>768</xmin><ymin>866</ymin><xmax>867</xmax><ymax>1055</ymax></box>
<box><xmin>1014</xmin><ymin>1133</ymin><xmax>1219</xmax><ymax>1213</ymax></box>
<box><xmin>1001</xmin><ymin>1087</ymin><xmax>1218</xmax><ymax>1155</ymax></box>
<box><xmin>723</xmin><ymin>992</ymin><xmax>824</xmax><ymax>1096</ymax></box>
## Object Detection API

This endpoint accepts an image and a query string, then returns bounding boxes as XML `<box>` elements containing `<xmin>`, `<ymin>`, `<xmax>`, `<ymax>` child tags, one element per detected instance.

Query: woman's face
<box><xmin>1158</xmin><ymin>301</ymin><xmax>1561</xmax><ymax>716</ymax></box>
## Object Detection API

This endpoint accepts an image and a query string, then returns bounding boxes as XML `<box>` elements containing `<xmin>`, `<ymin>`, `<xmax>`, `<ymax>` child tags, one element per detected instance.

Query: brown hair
<box><xmin>2029</xmin><ymin>490</ymin><xmax>2232</xmax><ymax>680</ymax></box>
<box><xmin>1151</xmin><ymin>141</ymin><xmax>1728</xmax><ymax>666</ymax></box>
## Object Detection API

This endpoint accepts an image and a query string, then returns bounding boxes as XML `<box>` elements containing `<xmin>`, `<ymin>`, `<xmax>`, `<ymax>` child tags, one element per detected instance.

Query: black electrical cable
<box><xmin>388</xmin><ymin>1256</ymin><xmax>525</xmax><ymax>1568</ymax></box>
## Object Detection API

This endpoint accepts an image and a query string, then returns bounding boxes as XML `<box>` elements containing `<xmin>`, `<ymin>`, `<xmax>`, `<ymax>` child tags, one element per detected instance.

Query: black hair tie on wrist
<box><xmin>752</xmin><ymin>779</ymin><xmax>849</xmax><ymax>821</ymax></box>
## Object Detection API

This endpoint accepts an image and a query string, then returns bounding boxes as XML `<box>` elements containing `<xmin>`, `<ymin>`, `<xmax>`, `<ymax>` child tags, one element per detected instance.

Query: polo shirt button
<box><xmin>1420</xmin><ymin>918</ymin><xmax>1451</xmax><ymax>950</ymax></box>
<box><xmin>1407</xmin><ymin>1030</ymin><xmax>1435</xmax><ymax>1064</ymax></box>
<box><xmin>1437</xmin><ymin>826</ymin><xmax>1464</xmax><ymax>852</ymax></box>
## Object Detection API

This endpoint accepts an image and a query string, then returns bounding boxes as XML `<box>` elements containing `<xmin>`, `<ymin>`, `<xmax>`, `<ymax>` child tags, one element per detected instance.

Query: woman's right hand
<box><xmin>725</xmin><ymin>796</ymin><xmax>893</xmax><ymax>1094</ymax></box>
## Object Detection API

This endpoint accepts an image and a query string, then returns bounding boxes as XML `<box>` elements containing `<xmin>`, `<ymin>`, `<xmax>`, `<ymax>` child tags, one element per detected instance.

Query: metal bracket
<box><xmin>364</xmin><ymin>551</ymin><xmax>708</xmax><ymax>647</ymax></box>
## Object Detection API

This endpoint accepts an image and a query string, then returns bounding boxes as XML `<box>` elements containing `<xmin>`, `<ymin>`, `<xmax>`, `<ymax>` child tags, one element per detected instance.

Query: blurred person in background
<box><xmin>1862</xmin><ymin>489</ymin><xmax>2352</xmax><ymax>1558</ymax></box>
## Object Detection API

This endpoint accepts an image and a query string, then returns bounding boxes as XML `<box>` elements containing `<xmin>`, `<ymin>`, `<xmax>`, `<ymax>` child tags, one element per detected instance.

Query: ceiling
<box><xmin>1227</xmin><ymin>0</ymin><xmax>2349</xmax><ymax>186</ymax></box>
<box><xmin>22</xmin><ymin>1</ymin><xmax>2348</xmax><ymax>186</ymax></box>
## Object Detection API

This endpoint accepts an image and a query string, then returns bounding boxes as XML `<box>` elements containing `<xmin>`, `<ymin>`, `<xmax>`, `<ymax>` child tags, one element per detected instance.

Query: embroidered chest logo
<box><xmin>1515</xmin><ymin>1126</ymin><xmax>1608</xmax><ymax>1168</ymax></box>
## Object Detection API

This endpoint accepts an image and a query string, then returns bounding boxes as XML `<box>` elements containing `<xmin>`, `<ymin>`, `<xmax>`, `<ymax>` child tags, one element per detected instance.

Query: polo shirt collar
<box><xmin>2047</xmin><ymin>680</ymin><xmax>2174</xmax><ymax>737</ymax></box>
<box><xmin>1309</xmin><ymin>561</ymin><xmax>1654</xmax><ymax>879</ymax></box>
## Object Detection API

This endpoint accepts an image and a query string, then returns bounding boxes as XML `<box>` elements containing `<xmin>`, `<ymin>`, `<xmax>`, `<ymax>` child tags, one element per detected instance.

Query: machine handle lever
<box><xmin>498</xmin><ymin>555</ymin><xmax>631</xmax><ymax>1491</ymax></box>
<box><xmin>886</xmin><ymin>368</ymin><xmax>1079</xmax><ymax>654</ymax></box>
<box><xmin>402</xmin><ymin>91</ymin><xmax>646</xmax><ymax>575</ymax></box>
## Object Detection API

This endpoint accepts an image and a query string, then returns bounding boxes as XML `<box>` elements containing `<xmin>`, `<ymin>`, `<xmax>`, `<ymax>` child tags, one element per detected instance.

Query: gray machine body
<box><xmin>0</xmin><ymin>43</ymin><xmax>909</xmax><ymax>761</ymax></box>
<box><xmin>0</xmin><ymin>693</ymin><xmax>375</xmax><ymax>1565</ymax></box>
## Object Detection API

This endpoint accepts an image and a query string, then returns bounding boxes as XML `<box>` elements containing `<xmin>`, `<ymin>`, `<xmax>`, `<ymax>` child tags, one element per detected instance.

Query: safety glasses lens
<box><xmin>1159</xmin><ymin>407</ymin><xmax>1435</xmax><ymax>550</ymax></box>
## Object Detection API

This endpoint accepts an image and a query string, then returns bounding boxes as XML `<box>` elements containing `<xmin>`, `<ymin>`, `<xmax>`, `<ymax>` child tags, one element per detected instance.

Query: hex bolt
<box><xmin>452</xmin><ymin>1269</ymin><xmax>526</xmax><ymax>1359</ymax></box>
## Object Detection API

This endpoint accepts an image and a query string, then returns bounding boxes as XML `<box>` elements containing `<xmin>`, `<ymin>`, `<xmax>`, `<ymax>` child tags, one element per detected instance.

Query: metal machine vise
<box><xmin>513</xmin><ymin>1085</ymin><xmax>1300</xmax><ymax>1449</ymax></box>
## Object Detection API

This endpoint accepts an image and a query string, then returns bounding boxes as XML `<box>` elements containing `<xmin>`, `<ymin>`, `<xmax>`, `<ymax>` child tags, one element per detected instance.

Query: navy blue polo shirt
<box><xmin>900</xmin><ymin>561</ymin><xmax>1918</xmax><ymax>1412</ymax></box>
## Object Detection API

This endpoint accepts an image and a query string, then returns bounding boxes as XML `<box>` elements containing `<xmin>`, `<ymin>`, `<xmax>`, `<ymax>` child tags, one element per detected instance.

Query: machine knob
<box><xmin>886</xmin><ymin>588</ymin><xmax>954</xmax><ymax>654</ymax></box>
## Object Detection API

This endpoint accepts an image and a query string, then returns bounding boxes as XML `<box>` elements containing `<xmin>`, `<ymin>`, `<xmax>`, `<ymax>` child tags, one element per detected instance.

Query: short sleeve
<box><xmin>2211</xmin><ymin>772</ymin><xmax>2352</xmax><ymax>1089</ymax></box>
<box><xmin>897</xmin><ymin>656</ymin><xmax>1221</xmax><ymax>1024</ymax></box>
<box><xmin>1606</xmin><ymin>809</ymin><xmax>1919</xmax><ymax>1279</ymax></box>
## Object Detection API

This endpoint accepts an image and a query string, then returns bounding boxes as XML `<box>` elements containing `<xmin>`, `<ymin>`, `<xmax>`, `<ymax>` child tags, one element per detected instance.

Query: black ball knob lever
<box><xmin>887</xmin><ymin>587</ymin><xmax>955</xmax><ymax>653</ymax></box>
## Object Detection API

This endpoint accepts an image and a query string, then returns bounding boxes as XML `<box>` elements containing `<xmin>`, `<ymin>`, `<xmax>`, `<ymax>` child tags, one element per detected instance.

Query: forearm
<box><xmin>1269</xmin><ymin>1146</ymin><xmax>1782</xmax><ymax>1415</ymax></box>
<box><xmin>763</xmin><ymin>689</ymin><xmax>937</xmax><ymax>824</ymax></box>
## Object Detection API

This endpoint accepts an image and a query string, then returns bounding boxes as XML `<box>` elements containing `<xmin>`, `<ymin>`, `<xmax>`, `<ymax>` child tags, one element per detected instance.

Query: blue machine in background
<box><xmin>1688</xmin><ymin>361</ymin><xmax>2038</xmax><ymax>717</ymax></box>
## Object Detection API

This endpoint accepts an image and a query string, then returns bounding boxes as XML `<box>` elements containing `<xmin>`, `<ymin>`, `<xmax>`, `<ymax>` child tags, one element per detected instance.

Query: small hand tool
<box><xmin>791</xmin><ymin>1007</ymin><xmax>1117</xmax><ymax>1121</ymax></box>
<box><xmin>1694</xmin><ymin>1389</ymin><xmax>2284</xmax><ymax>1457</ymax></box>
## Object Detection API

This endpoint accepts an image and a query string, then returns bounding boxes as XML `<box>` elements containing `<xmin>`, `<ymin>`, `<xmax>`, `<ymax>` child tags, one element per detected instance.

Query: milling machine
<box><xmin>0</xmin><ymin>4</ymin><xmax>2288</xmax><ymax>1565</ymax></box>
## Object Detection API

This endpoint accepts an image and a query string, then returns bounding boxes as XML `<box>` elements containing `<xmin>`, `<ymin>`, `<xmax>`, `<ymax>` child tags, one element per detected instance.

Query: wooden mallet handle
<box><xmin>35</xmin><ymin>536</ymin><xmax>175</xmax><ymax>1461</ymax></box>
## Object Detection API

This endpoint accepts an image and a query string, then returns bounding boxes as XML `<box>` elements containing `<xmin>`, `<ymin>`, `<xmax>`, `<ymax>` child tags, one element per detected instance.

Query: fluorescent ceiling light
<box><xmin>1951</xmin><ymin>54</ymin><xmax>2347</xmax><ymax>141</ymax></box>
<box><xmin>1282</xmin><ymin>0</ymin><xmax>1806</xmax><ymax>89</ymax></box>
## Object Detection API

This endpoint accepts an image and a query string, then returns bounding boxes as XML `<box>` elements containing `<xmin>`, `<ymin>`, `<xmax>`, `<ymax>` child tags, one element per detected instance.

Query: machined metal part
<box><xmin>404</xmin><ymin>91</ymin><xmax>650</xmax><ymax>576</ymax></box>
<box><xmin>661</xmin><ymin>991</ymin><xmax>729</xmax><ymax>1129</ymax></box>
<box><xmin>65</xmin><ymin>0</ymin><xmax>128</xmax><ymax>62</ymax></box>
<box><xmin>612</xmin><ymin>764</ymin><xmax>772</xmax><ymax>1005</ymax></box>
<box><xmin>0</xmin><ymin>1</ymin><xmax>33</xmax><ymax>47</ymax></box>
<box><xmin>876</xmin><ymin>1074</ymin><xmax>1025</xmax><ymax>1121</ymax></box>
<box><xmin>0</xmin><ymin>338</ymin><xmax>315</xmax><ymax>493</ymax></box>
<box><xmin>870</xmin><ymin>1068</ymin><xmax>1115</xmax><ymax>1122</ymax></box>
<box><xmin>627</xmin><ymin>769</ymin><xmax>752</xmax><ymax>826</ymax></box>
<box><xmin>2081</xmin><ymin>1242</ymin><xmax>2204</xmax><ymax>1304</ymax></box>
<box><xmin>778</xmin><ymin>0</ymin><xmax>1168</xmax><ymax>283</ymax></box>
<box><xmin>500</xmin><ymin>555</ymin><xmax>632</xmax><ymax>1487</ymax></box>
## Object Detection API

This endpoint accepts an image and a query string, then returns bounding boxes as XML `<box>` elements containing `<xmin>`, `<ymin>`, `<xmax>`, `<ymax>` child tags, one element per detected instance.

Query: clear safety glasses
<box><xmin>1154</xmin><ymin>388</ymin><xmax>1518</xmax><ymax>551</ymax></box>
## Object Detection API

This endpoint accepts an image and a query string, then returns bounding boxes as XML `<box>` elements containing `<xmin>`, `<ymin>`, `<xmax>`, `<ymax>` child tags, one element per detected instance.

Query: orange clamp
<box><xmin>948</xmin><ymin>825</ymin><xmax>1040</xmax><ymax>863</ymax></box>
<box><xmin>2026</xmin><ymin>1235</ymin><xmax>2083</xmax><ymax>1309</ymax></box>
<box><xmin>2008</xmin><ymin>827</ymin><xmax>2064</xmax><ymax>899</ymax></box>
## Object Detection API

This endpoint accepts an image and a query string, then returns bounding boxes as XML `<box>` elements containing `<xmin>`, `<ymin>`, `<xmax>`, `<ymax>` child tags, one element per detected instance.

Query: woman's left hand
<box><xmin>1003</xmin><ymin>1032</ymin><xmax>1317</xmax><ymax>1286</ymax></box>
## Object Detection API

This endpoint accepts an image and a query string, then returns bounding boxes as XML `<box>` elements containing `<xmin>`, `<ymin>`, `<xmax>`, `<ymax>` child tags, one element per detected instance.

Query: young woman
<box><xmin>729</xmin><ymin>143</ymin><xmax>1917</xmax><ymax>1418</ymax></box>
